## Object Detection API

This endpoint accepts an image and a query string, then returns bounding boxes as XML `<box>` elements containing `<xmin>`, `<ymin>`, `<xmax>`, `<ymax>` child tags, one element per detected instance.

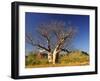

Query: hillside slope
<box><xmin>60</xmin><ymin>51</ymin><xmax>89</xmax><ymax>66</ymax></box>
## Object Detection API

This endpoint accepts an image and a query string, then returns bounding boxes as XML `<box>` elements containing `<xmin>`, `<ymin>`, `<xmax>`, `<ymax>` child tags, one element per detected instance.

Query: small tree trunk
<box><xmin>48</xmin><ymin>52</ymin><xmax>52</xmax><ymax>63</ymax></box>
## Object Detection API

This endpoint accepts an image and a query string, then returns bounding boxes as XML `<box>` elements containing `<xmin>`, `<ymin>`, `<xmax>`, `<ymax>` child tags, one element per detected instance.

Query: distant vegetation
<box><xmin>25</xmin><ymin>51</ymin><xmax>89</xmax><ymax>68</ymax></box>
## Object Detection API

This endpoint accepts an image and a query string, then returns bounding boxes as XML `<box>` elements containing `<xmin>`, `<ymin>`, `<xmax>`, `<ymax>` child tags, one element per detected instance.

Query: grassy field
<box><xmin>25</xmin><ymin>51</ymin><xmax>89</xmax><ymax>68</ymax></box>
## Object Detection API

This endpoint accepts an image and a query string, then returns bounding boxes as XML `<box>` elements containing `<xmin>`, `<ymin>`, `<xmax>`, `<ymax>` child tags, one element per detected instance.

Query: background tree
<box><xmin>26</xmin><ymin>21</ymin><xmax>77</xmax><ymax>64</ymax></box>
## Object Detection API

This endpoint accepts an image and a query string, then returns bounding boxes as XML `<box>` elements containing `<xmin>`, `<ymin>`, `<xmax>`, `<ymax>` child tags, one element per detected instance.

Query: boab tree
<box><xmin>26</xmin><ymin>21</ymin><xmax>76</xmax><ymax>64</ymax></box>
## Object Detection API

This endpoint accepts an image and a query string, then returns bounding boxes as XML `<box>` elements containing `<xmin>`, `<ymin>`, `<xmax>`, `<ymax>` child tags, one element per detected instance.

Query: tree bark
<box><xmin>53</xmin><ymin>51</ymin><xmax>60</xmax><ymax>64</ymax></box>
<box><xmin>48</xmin><ymin>52</ymin><xmax>52</xmax><ymax>63</ymax></box>
<box><xmin>52</xmin><ymin>49</ymin><xmax>58</xmax><ymax>64</ymax></box>
<box><xmin>52</xmin><ymin>43</ymin><xmax>61</xmax><ymax>64</ymax></box>
<box><xmin>55</xmin><ymin>53</ymin><xmax>60</xmax><ymax>63</ymax></box>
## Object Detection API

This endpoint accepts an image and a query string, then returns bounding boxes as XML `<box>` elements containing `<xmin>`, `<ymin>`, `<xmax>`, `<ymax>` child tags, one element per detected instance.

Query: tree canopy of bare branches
<box><xmin>26</xmin><ymin>21</ymin><xmax>77</xmax><ymax>64</ymax></box>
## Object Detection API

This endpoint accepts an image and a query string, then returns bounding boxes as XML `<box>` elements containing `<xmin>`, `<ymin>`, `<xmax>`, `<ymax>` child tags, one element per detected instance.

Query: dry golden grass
<box><xmin>25</xmin><ymin>51</ymin><xmax>89</xmax><ymax>68</ymax></box>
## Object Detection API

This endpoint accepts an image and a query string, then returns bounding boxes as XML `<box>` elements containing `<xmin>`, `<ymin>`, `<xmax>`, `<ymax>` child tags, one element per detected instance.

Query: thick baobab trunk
<box><xmin>52</xmin><ymin>48</ymin><xmax>59</xmax><ymax>64</ymax></box>
<box><xmin>52</xmin><ymin>52</ymin><xmax>56</xmax><ymax>64</ymax></box>
<box><xmin>52</xmin><ymin>44</ymin><xmax>61</xmax><ymax>64</ymax></box>
<box><xmin>55</xmin><ymin>53</ymin><xmax>60</xmax><ymax>63</ymax></box>
<box><xmin>52</xmin><ymin>51</ymin><xmax>60</xmax><ymax>64</ymax></box>
<box><xmin>48</xmin><ymin>52</ymin><xmax>52</xmax><ymax>63</ymax></box>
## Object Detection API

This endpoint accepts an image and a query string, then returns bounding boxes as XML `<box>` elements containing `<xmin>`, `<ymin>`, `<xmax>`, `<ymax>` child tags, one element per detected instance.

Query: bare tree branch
<box><xmin>25</xmin><ymin>33</ymin><xmax>34</xmax><ymax>46</ymax></box>
<box><xmin>26</xmin><ymin>33</ymin><xmax>50</xmax><ymax>52</ymax></box>
<box><xmin>33</xmin><ymin>44</ymin><xmax>50</xmax><ymax>52</ymax></box>
<box><xmin>37</xmin><ymin>24</ymin><xmax>52</xmax><ymax>52</ymax></box>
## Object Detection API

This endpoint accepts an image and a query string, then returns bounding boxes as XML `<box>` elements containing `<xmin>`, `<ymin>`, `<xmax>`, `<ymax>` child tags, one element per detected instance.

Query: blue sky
<box><xmin>25</xmin><ymin>12</ymin><xmax>89</xmax><ymax>54</ymax></box>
